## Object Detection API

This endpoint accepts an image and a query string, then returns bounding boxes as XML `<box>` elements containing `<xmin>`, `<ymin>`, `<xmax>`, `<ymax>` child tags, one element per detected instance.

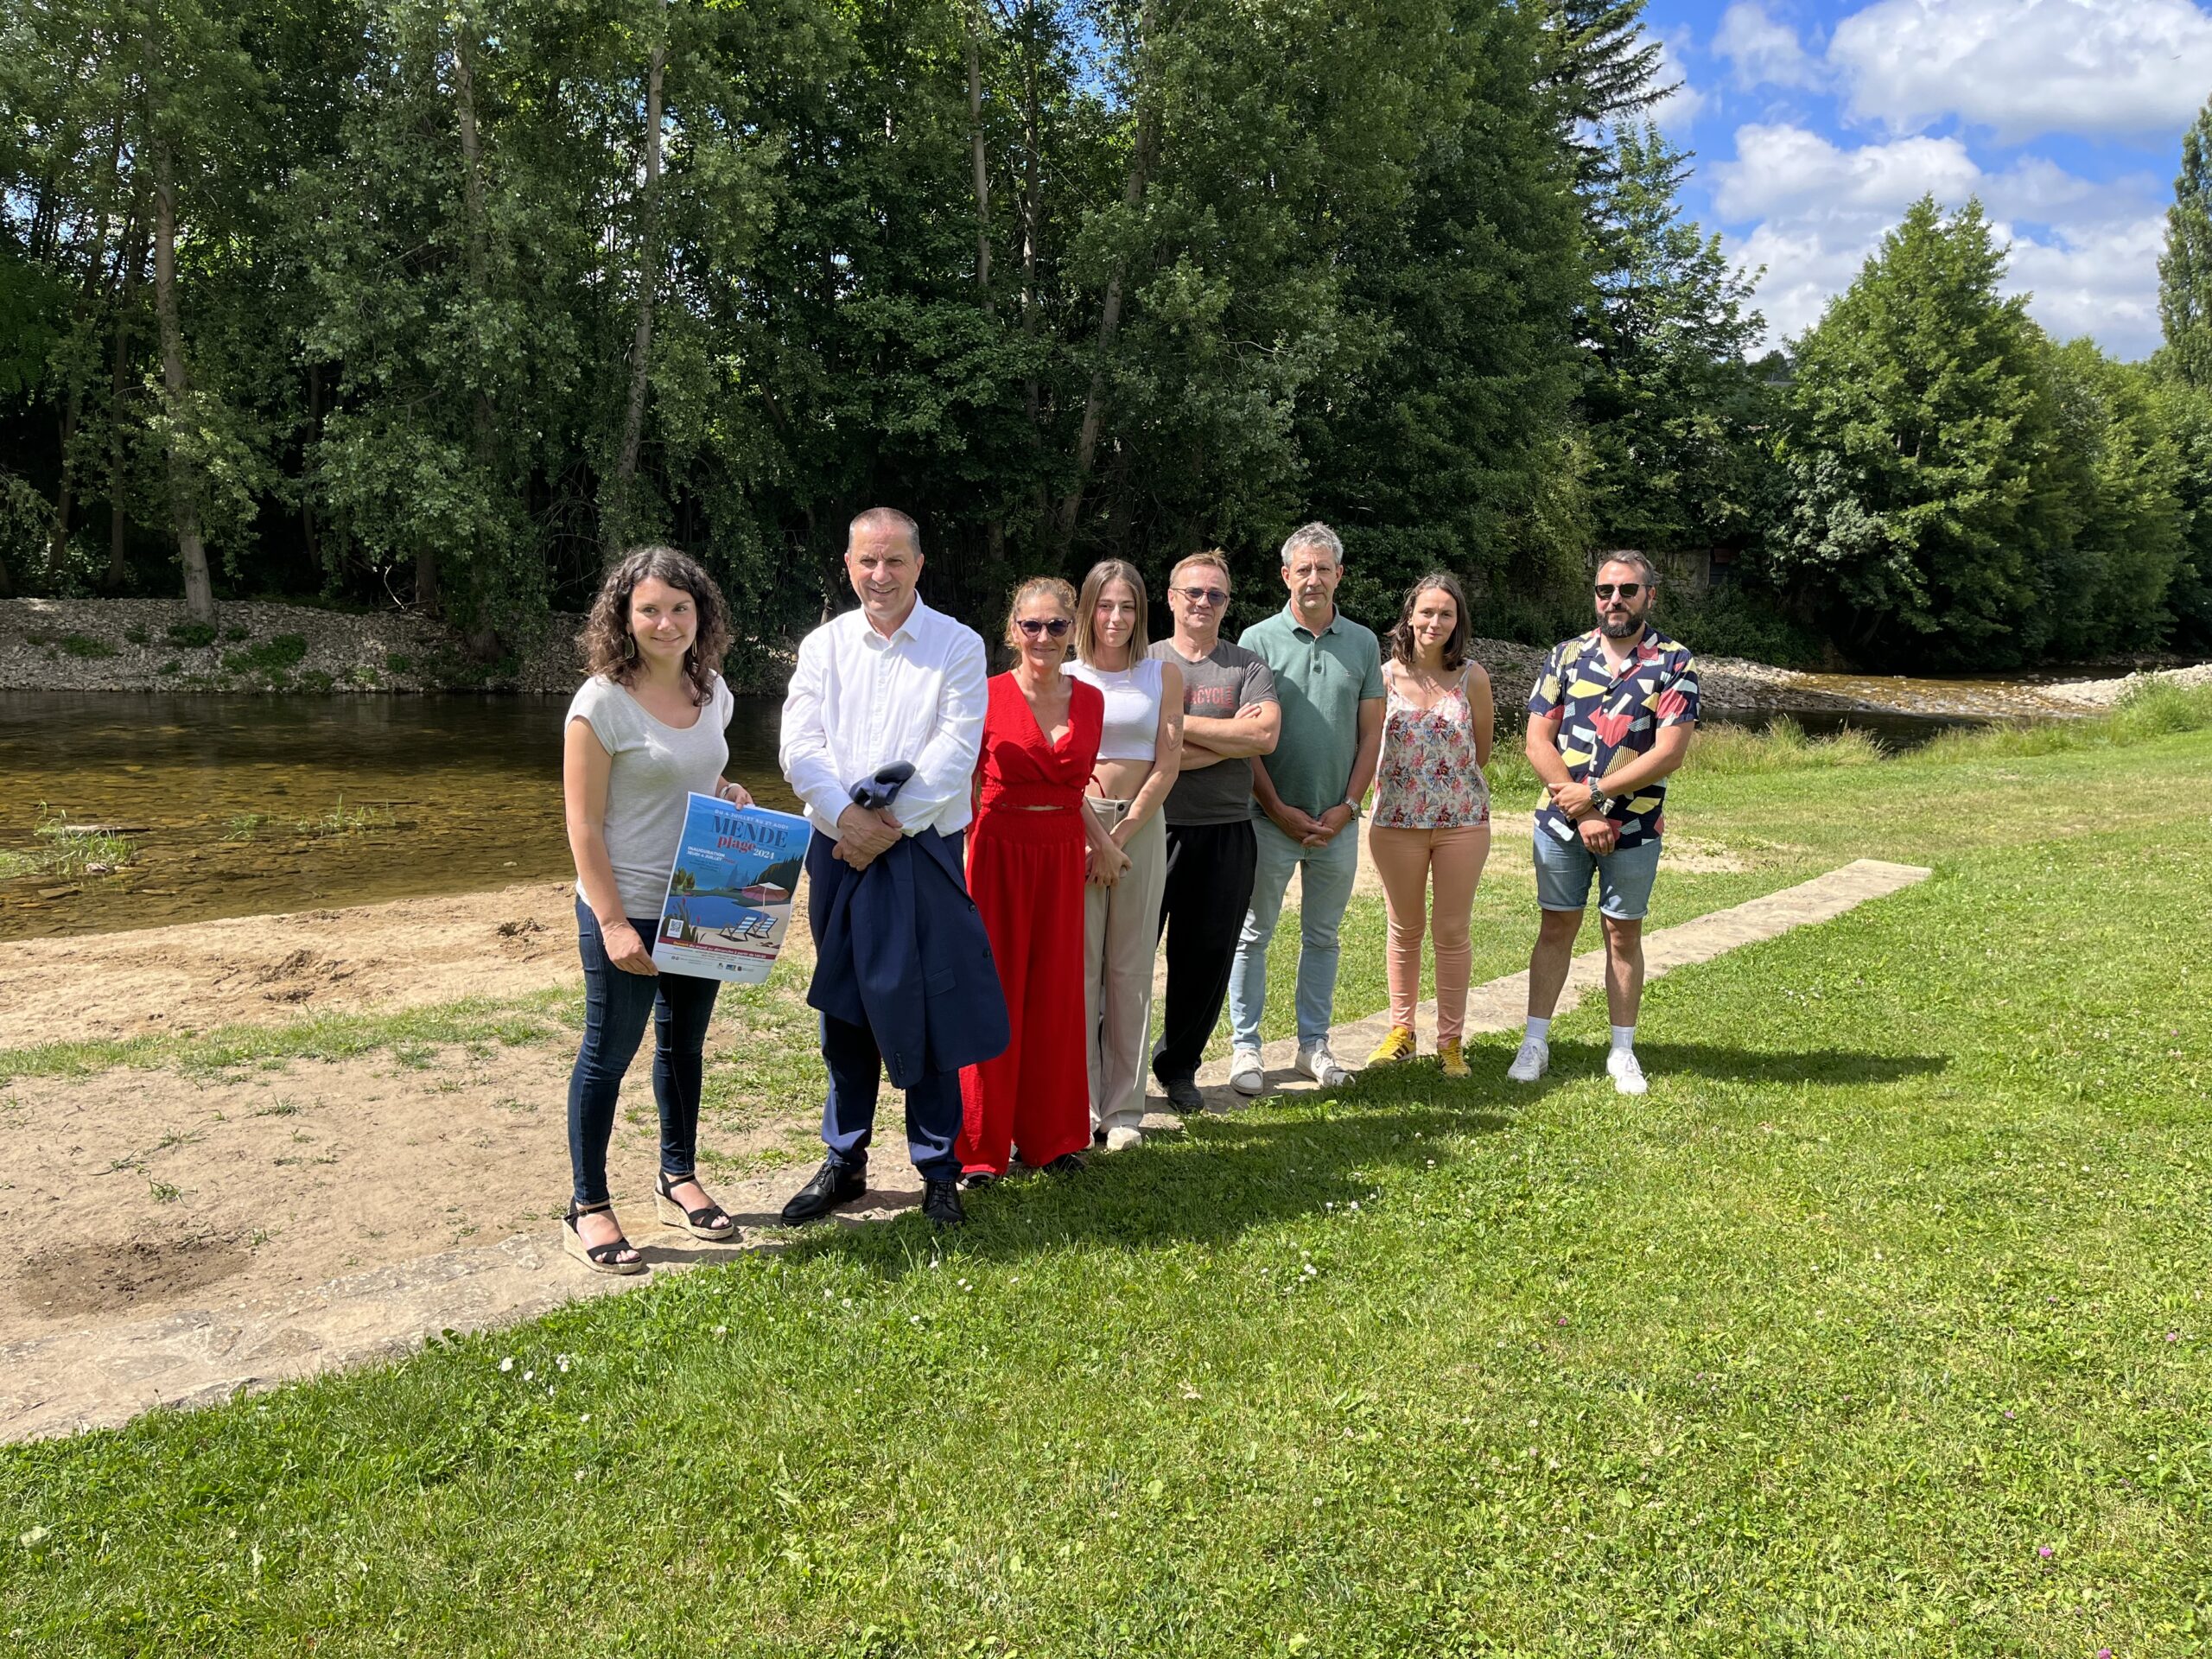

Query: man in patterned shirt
<box><xmin>1508</xmin><ymin>552</ymin><xmax>1700</xmax><ymax>1096</ymax></box>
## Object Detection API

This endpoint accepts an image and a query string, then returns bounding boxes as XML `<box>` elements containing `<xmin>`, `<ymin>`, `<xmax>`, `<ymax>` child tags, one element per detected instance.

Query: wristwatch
<box><xmin>1338</xmin><ymin>797</ymin><xmax>1363</xmax><ymax>817</ymax></box>
<box><xmin>1584</xmin><ymin>779</ymin><xmax>1608</xmax><ymax>816</ymax></box>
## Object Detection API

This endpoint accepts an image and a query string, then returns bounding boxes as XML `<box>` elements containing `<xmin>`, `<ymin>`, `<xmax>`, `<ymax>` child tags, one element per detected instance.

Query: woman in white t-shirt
<box><xmin>561</xmin><ymin>546</ymin><xmax>752</xmax><ymax>1274</ymax></box>
<box><xmin>1064</xmin><ymin>560</ymin><xmax>1182</xmax><ymax>1150</ymax></box>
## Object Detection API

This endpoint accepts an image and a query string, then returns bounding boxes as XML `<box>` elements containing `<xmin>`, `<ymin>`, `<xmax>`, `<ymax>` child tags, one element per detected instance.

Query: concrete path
<box><xmin>0</xmin><ymin>859</ymin><xmax>1928</xmax><ymax>1445</ymax></box>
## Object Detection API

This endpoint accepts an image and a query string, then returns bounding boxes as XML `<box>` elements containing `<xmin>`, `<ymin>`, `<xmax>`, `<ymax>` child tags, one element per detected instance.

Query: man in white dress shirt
<box><xmin>778</xmin><ymin>507</ymin><xmax>999</xmax><ymax>1227</ymax></box>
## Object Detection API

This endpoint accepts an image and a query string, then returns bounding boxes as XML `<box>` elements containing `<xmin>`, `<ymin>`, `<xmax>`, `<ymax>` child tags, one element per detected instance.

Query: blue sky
<box><xmin>1637</xmin><ymin>0</ymin><xmax>2212</xmax><ymax>358</ymax></box>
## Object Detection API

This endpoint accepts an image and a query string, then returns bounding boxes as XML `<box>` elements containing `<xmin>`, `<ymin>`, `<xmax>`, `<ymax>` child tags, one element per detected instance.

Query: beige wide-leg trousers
<box><xmin>1081</xmin><ymin>802</ymin><xmax>1170</xmax><ymax>1134</ymax></box>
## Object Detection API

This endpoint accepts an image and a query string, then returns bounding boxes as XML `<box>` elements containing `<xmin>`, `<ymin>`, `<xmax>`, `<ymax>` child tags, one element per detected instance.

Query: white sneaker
<box><xmin>1104</xmin><ymin>1125</ymin><xmax>1144</xmax><ymax>1152</ymax></box>
<box><xmin>1294</xmin><ymin>1041</ymin><xmax>1351</xmax><ymax>1088</ymax></box>
<box><xmin>1230</xmin><ymin>1046</ymin><xmax>1266</xmax><ymax>1096</ymax></box>
<box><xmin>1608</xmin><ymin>1048</ymin><xmax>1648</xmax><ymax>1096</ymax></box>
<box><xmin>1506</xmin><ymin>1037</ymin><xmax>1549</xmax><ymax>1084</ymax></box>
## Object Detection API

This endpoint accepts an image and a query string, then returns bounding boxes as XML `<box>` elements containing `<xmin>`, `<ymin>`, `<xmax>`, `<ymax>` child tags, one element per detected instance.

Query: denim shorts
<box><xmin>1532</xmin><ymin>829</ymin><xmax>1664</xmax><ymax>920</ymax></box>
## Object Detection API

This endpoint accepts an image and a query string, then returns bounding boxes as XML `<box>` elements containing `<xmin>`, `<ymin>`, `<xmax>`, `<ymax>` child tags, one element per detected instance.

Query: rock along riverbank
<box><xmin>2</xmin><ymin>594</ymin><xmax>2201</xmax><ymax>715</ymax></box>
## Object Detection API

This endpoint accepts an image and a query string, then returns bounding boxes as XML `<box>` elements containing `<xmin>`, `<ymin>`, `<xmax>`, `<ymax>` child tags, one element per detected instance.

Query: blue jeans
<box><xmin>567</xmin><ymin>899</ymin><xmax>722</xmax><ymax>1208</ymax></box>
<box><xmin>1228</xmin><ymin>814</ymin><xmax>1361</xmax><ymax>1051</ymax></box>
<box><xmin>1531</xmin><ymin>830</ymin><xmax>1664</xmax><ymax>920</ymax></box>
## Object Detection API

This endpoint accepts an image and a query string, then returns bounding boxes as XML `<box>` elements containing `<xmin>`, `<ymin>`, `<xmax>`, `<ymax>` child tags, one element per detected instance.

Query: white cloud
<box><xmin>1649</xmin><ymin>32</ymin><xmax>1707</xmax><ymax>136</ymax></box>
<box><xmin>1714</xmin><ymin>3</ymin><xmax>1824</xmax><ymax>91</ymax></box>
<box><xmin>2004</xmin><ymin>214</ymin><xmax>2168</xmax><ymax>354</ymax></box>
<box><xmin>1829</xmin><ymin>0</ymin><xmax>2212</xmax><ymax>142</ymax></box>
<box><xmin>1714</xmin><ymin>124</ymin><xmax>1979</xmax><ymax>219</ymax></box>
<box><xmin>1712</xmin><ymin>124</ymin><xmax>2167</xmax><ymax>356</ymax></box>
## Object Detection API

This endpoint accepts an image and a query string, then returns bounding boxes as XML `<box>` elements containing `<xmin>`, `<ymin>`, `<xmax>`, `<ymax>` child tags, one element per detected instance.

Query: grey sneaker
<box><xmin>1294</xmin><ymin>1041</ymin><xmax>1351</xmax><ymax>1088</ymax></box>
<box><xmin>1506</xmin><ymin>1037</ymin><xmax>1549</xmax><ymax>1084</ymax></box>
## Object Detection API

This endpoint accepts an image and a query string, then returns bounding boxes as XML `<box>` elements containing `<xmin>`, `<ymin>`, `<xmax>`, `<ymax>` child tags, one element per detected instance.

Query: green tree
<box><xmin>1301</xmin><ymin>0</ymin><xmax>1588</xmax><ymax>626</ymax></box>
<box><xmin>2037</xmin><ymin>339</ymin><xmax>2184</xmax><ymax>657</ymax></box>
<box><xmin>1578</xmin><ymin>122</ymin><xmax>1769</xmax><ymax>557</ymax></box>
<box><xmin>2158</xmin><ymin>99</ymin><xmax>2212</xmax><ymax>389</ymax></box>
<box><xmin>1771</xmin><ymin>197</ymin><xmax>2058</xmax><ymax>666</ymax></box>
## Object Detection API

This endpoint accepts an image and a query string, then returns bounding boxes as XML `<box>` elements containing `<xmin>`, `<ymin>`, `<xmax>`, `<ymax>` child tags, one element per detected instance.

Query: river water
<box><xmin>0</xmin><ymin>690</ymin><xmax>1965</xmax><ymax>942</ymax></box>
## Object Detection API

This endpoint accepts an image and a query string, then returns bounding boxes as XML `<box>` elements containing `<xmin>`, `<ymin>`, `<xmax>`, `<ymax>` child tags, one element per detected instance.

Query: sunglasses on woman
<box><xmin>1593</xmin><ymin>582</ymin><xmax>1643</xmax><ymax>600</ymax></box>
<box><xmin>1015</xmin><ymin>617</ymin><xmax>1072</xmax><ymax>639</ymax></box>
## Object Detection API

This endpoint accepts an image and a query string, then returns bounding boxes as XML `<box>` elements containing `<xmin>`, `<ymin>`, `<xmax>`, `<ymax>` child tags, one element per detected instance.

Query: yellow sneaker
<box><xmin>1438</xmin><ymin>1037</ymin><xmax>1469</xmax><ymax>1078</ymax></box>
<box><xmin>1365</xmin><ymin>1026</ymin><xmax>1418</xmax><ymax>1066</ymax></box>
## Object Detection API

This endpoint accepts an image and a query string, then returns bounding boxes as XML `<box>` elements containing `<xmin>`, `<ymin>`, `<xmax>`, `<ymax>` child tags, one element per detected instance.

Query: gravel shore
<box><xmin>1</xmin><ymin>596</ymin><xmax>2196</xmax><ymax>715</ymax></box>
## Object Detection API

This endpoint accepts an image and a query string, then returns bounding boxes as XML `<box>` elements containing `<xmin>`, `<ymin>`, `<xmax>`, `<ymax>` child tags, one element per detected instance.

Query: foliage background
<box><xmin>3</xmin><ymin>0</ymin><xmax>2209</xmax><ymax>669</ymax></box>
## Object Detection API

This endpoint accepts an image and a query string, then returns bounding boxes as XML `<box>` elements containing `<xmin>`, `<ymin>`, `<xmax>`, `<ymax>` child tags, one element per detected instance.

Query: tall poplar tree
<box><xmin>2158</xmin><ymin>99</ymin><xmax>2212</xmax><ymax>388</ymax></box>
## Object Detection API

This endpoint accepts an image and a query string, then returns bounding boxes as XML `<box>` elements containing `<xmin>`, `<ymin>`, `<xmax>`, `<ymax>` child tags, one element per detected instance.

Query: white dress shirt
<box><xmin>779</xmin><ymin>597</ymin><xmax>988</xmax><ymax>840</ymax></box>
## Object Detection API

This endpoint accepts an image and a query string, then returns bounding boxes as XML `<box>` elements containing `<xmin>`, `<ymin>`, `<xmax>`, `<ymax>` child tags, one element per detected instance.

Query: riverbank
<box><xmin>0</xmin><ymin>597</ymin><xmax>797</xmax><ymax>697</ymax></box>
<box><xmin>6</xmin><ymin>594</ymin><xmax>2198</xmax><ymax>715</ymax></box>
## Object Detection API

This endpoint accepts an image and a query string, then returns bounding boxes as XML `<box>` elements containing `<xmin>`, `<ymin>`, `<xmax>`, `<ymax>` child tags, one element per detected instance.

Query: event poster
<box><xmin>652</xmin><ymin>795</ymin><xmax>812</xmax><ymax>983</ymax></box>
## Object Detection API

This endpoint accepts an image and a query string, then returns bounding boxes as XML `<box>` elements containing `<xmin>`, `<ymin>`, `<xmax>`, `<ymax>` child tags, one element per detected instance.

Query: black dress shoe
<box><xmin>1160</xmin><ymin>1076</ymin><xmax>1205</xmax><ymax>1112</ymax></box>
<box><xmin>780</xmin><ymin>1158</ymin><xmax>867</xmax><ymax>1224</ymax></box>
<box><xmin>1043</xmin><ymin>1152</ymin><xmax>1086</xmax><ymax>1175</ymax></box>
<box><xmin>920</xmin><ymin>1179</ymin><xmax>966</xmax><ymax>1227</ymax></box>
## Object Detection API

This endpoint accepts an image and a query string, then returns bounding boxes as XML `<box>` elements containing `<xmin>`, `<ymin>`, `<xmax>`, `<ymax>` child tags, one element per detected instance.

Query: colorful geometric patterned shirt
<box><xmin>1526</xmin><ymin>626</ymin><xmax>1700</xmax><ymax>849</ymax></box>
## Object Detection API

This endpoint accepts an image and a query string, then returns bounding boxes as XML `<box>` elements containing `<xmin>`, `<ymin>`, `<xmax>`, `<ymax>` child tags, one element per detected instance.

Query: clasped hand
<box><xmin>831</xmin><ymin>803</ymin><xmax>903</xmax><ymax>870</ymax></box>
<box><xmin>1271</xmin><ymin>801</ymin><xmax>1353</xmax><ymax>849</ymax></box>
<box><xmin>1547</xmin><ymin>779</ymin><xmax>1618</xmax><ymax>855</ymax></box>
<box><xmin>1087</xmin><ymin>838</ymin><xmax>1132</xmax><ymax>887</ymax></box>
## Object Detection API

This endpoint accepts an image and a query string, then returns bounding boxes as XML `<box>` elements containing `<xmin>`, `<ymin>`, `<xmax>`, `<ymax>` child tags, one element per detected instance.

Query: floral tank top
<box><xmin>1373</xmin><ymin>664</ymin><xmax>1490</xmax><ymax>830</ymax></box>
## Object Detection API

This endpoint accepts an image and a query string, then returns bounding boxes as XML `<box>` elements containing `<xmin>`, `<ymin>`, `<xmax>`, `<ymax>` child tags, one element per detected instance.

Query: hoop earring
<box><xmin>622</xmin><ymin>634</ymin><xmax>637</xmax><ymax>661</ymax></box>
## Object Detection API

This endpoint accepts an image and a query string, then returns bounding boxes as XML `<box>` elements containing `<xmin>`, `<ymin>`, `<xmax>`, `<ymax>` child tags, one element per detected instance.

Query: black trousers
<box><xmin>1153</xmin><ymin>817</ymin><xmax>1259</xmax><ymax>1083</ymax></box>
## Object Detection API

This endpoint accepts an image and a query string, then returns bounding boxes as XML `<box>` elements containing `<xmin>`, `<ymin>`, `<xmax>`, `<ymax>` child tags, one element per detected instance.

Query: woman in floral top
<box><xmin>1364</xmin><ymin>572</ymin><xmax>1493</xmax><ymax>1077</ymax></box>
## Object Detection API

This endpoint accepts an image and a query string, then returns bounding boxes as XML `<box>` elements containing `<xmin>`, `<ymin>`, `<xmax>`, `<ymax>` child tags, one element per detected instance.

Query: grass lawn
<box><xmin>3</xmin><ymin>703</ymin><xmax>2210</xmax><ymax>1655</ymax></box>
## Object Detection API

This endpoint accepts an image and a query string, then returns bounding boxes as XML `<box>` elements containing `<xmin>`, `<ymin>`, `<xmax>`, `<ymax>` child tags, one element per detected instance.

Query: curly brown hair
<box><xmin>578</xmin><ymin>545</ymin><xmax>732</xmax><ymax>706</ymax></box>
<box><xmin>1385</xmin><ymin>571</ymin><xmax>1471</xmax><ymax>671</ymax></box>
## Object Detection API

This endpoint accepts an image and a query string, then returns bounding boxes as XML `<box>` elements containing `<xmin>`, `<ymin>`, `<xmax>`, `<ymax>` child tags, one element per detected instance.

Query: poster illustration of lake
<box><xmin>652</xmin><ymin>795</ymin><xmax>813</xmax><ymax>983</ymax></box>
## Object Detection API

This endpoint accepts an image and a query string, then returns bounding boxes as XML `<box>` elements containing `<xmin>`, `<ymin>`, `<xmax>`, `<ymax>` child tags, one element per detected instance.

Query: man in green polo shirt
<box><xmin>1228</xmin><ymin>522</ymin><xmax>1386</xmax><ymax>1093</ymax></box>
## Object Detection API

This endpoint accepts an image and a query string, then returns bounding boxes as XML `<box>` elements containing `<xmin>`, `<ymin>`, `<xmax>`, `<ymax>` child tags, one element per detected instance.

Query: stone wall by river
<box><xmin>3</xmin><ymin>594</ymin><xmax>2202</xmax><ymax>717</ymax></box>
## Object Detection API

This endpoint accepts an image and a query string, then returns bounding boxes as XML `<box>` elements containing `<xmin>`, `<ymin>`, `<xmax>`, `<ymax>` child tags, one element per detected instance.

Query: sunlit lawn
<box><xmin>2</xmin><ymin>705</ymin><xmax>2209</xmax><ymax>1655</ymax></box>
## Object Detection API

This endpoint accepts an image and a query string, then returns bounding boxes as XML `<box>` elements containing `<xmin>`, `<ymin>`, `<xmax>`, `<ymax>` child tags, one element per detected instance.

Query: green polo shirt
<box><xmin>1238</xmin><ymin>604</ymin><xmax>1385</xmax><ymax>818</ymax></box>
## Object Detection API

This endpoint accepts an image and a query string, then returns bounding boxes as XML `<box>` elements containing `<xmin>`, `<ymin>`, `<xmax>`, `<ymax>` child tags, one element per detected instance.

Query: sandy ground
<box><xmin>0</xmin><ymin>880</ymin><xmax>830</xmax><ymax>1350</ymax></box>
<box><xmin>1</xmin><ymin>880</ymin><xmax>586</xmax><ymax>1047</ymax></box>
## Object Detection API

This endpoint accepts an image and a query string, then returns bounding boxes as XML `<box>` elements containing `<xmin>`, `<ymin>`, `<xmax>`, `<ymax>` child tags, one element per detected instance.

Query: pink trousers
<box><xmin>1367</xmin><ymin>822</ymin><xmax>1491</xmax><ymax>1042</ymax></box>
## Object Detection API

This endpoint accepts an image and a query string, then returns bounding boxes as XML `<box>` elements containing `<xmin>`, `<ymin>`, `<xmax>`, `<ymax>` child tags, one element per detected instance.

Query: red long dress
<box><xmin>957</xmin><ymin>671</ymin><xmax>1103</xmax><ymax>1176</ymax></box>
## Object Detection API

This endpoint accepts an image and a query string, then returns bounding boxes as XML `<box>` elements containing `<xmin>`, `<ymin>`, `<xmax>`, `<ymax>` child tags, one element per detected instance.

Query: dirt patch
<box><xmin>0</xmin><ymin>880</ymin><xmax>584</xmax><ymax>1047</ymax></box>
<box><xmin>18</xmin><ymin>1235</ymin><xmax>253</xmax><ymax>1319</ymax></box>
<box><xmin>0</xmin><ymin>1030</ymin><xmax>822</xmax><ymax>1351</ymax></box>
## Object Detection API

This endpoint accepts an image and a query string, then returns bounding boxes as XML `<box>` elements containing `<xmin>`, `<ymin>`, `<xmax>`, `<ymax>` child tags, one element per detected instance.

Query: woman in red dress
<box><xmin>957</xmin><ymin>577</ymin><xmax>1128</xmax><ymax>1184</ymax></box>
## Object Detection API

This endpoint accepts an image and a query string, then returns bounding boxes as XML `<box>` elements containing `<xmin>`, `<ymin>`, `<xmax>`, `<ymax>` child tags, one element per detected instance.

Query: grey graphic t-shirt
<box><xmin>1149</xmin><ymin>639</ymin><xmax>1278</xmax><ymax>826</ymax></box>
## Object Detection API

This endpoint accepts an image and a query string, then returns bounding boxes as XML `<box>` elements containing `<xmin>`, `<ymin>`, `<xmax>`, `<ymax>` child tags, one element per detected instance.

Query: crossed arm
<box><xmin>1179</xmin><ymin>698</ymin><xmax>1279</xmax><ymax>771</ymax></box>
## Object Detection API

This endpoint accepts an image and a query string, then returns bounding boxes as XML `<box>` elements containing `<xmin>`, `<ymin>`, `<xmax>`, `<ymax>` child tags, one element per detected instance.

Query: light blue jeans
<box><xmin>1228</xmin><ymin>814</ymin><xmax>1361</xmax><ymax>1052</ymax></box>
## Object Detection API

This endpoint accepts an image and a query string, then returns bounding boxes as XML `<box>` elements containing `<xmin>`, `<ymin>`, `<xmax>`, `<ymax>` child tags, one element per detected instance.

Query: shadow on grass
<box><xmin>736</xmin><ymin>1036</ymin><xmax>1938</xmax><ymax>1279</ymax></box>
<box><xmin>1541</xmin><ymin>1039</ymin><xmax>1948</xmax><ymax>1087</ymax></box>
<box><xmin>772</xmin><ymin>1097</ymin><xmax>1514</xmax><ymax>1280</ymax></box>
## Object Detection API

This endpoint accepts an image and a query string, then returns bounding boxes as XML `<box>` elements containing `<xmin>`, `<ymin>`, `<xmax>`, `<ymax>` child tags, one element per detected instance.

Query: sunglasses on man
<box><xmin>1173</xmin><ymin>586</ymin><xmax>1230</xmax><ymax>606</ymax></box>
<box><xmin>1014</xmin><ymin>616</ymin><xmax>1071</xmax><ymax>639</ymax></box>
<box><xmin>1593</xmin><ymin>582</ymin><xmax>1643</xmax><ymax>600</ymax></box>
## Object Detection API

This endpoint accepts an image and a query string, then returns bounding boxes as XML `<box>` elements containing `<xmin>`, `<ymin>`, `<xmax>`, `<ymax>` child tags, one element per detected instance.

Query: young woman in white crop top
<box><xmin>1063</xmin><ymin>560</ymin><xmax>1183</xmax><ymax>1148</ymax></box>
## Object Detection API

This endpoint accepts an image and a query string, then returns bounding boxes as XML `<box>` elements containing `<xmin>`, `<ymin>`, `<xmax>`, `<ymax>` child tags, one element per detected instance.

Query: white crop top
<box><xmin>1063</xmin><ymin>656</ymin><xmax>1165</xmax><ymax>761</ymax></box>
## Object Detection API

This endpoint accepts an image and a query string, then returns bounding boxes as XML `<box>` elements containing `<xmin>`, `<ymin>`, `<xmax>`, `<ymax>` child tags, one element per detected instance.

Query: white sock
<box><xmin>1524</xmin><ymin>1015</ymin><xmax>1551</xmax><ymax>1046</ymax></box>
<box><xmin>1611</xmin><ymin>1024</ymin><xmax>1637</xmax><ymax>1054</ymax></box>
